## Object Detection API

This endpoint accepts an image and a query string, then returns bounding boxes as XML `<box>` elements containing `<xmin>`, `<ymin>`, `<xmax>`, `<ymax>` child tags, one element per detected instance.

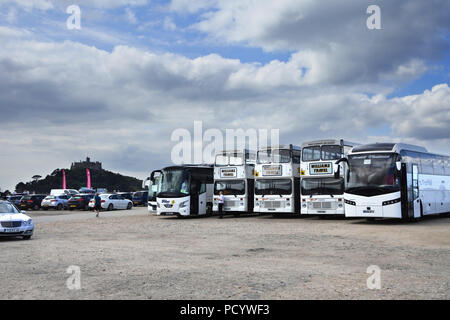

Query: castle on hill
<box><xmin>71</xmin><ymin>157</ymin><xmax>102</xmax><ymax>170</ymax></box>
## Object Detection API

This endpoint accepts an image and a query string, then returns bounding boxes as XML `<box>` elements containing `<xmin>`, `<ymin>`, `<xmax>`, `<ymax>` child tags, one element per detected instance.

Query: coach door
<box><xmin>411</xmin><ymin>164</ymin><xmax>421</xmax><ymax>218</ymax></box>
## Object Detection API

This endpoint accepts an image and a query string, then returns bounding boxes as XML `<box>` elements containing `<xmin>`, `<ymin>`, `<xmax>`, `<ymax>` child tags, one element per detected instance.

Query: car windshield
<box><xmin>255</xmin><ymin>179</ymin><xmax>292</xmax><ymax>195</ymax></box>
<box><xmin>0</xmin><ymin>202</ymin><xmax>19</xmax><ymax>214</ymax></box>
<box><xmin>347</xmin><ymin>153</ymin><xmax>400</xmax><ymax>196</ymax></box>
<box><xmin>301</xmin><ymin>178</ymin><xmax>344</xmax><ymax>195</ymax></box>
<box><xmin>159</xmin><ymin>168</ymin><xmax>190</xmax><ymax>195</ymax></box>
<box><xmin>214</xmin><ymin>180</ymin><xmax>245</xmax><ymax>195</ymax></box>
<box><xmin>257</xmin><ymin>149</ymin><xmax>291</xmax><ymax>164</ymax></box>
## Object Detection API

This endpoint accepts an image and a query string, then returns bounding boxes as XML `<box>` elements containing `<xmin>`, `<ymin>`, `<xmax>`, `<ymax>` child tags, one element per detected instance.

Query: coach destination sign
<box><xmin>309</xmin><ymin>162</ymin><xmax>333</xmax><ymax>175</ymax></box>
<box><xmin>262</xmin><ymin>165</ymin><xmax>282</xmax><ymax>176</ymax></box>
<box><xmin>220</xmin><ymin>167</ymin><xmax>237</xmax><ymax>178</ymax></box>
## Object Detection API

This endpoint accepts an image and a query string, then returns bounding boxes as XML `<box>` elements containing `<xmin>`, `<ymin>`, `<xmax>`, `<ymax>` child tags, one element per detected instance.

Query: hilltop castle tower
<box><xmin>71</xmin><ymin>157</ymin><xmax>102</xmax><ymax>170</ymax></box>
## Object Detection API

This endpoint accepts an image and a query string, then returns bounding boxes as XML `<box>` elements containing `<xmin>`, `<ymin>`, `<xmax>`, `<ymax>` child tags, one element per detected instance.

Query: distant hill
<box><xmin>15</xmin><ymin>167</ymin><xmax>143</xmax><ymax>194</ymax></box>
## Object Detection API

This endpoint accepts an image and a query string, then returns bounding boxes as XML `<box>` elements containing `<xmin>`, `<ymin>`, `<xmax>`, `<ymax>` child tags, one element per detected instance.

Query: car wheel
<box><xmin>107</xmin><ymin>204</ymin><xmax>113</xmax><ymax>211</ymax></box>
<box><xmin>33</xmin><ymin>204</ymin><xmax>39</xmax><ymax>210</ymax></box>
<box><xmin>127</xmin><ymin>203</ymin><xmax>132</xmax><ymax>210</ymax></box>
<box><xmin>23</xmin><ymin>235</ymin><xmax>32</xmax><ymax>240</ymax></box>
<box><xmin>57</xmin><ymin>204</ymin><xmax>63</xmax><ymax>210</ymax></box>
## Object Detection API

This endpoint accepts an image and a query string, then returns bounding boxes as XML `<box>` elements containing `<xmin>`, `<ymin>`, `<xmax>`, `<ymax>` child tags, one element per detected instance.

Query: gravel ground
<box><xmin>1</xmin><ymin>207</ymin><xmax>449</xmax><ymax>300</ymax></box>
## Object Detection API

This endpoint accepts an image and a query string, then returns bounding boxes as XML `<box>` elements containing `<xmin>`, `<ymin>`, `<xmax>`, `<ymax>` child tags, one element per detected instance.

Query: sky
<box><xmin>0</xmin><ymin>0</ymin><xmax>449</xmax><ymax>191</ymax></box>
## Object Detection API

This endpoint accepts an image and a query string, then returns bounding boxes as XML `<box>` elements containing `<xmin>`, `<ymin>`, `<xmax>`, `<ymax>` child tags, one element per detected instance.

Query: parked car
<box><xmin>41</xmin><ymin>195</ymin><xmax>70</xmax><ymax>210</ymax></box>
<box><xmin>132</xmin><ymin>191</ymin><xmax>148</xmax><ymax>206</ymax></box>
<box><xmin>19</xmin><ymin>194</ymin><xmax>47</xmax><ymax>211</ymax></box>
<box><xmin>89</xmin><ymin>194</ymin><xmax>133</xmax><ymax>211</ymax></box>
<box><xmin>0</xmin><ymin>201</ymin><xmax>34</xmax><ymax>240</ymax></box>
<box><xmin>117</xmin><ymin>192</ymin><xmax>133</xmax><ymax>201</ymax></box>
<box><xmin>50</xmin><ymin>189</ymin><xmax>79</xmax><ymax>196</ymax></box>
<box><xmin>7</xmin><ymin>195</ymin><xmax>23</xmax><ymax>206</ymax></box>
<box><xmin>67</xmin><ymin>194</ymin><xmax>94</xmax><ymax>210</ymax></box>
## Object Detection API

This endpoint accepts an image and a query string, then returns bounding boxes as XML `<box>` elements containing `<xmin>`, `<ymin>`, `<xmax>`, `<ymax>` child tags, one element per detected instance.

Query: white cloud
<box><xmin>172</xmin><ymin>0</ymin><xmax>449</xmax><ymax>86</ymax></box>
<box><xmin>5</xmin><ymin>6</ymin><xmax>18</xmax><ymax>22</ymax></box>
<box><xmin>125</xmin><ymin>7</ymin><xmax>137</xmax><ymax>24</ymax></box>
<box><xmin>1</xmin><ymin>0</ymin><xmax>149</xmax><ymax>11</ymax></box>
<box><xmin>163</xmin><ymin>17</ymin><xmax>176</xmax><ymax>31</ymax></box>
<box><xmin>382</xmin><ymin>84</ymin><xmax>450</xmax><ymax>140</ymax></box>
<box><xmin>1</xmin><ymin>0</ymin><xmax>54</xmax><ymax>11</ymax></box>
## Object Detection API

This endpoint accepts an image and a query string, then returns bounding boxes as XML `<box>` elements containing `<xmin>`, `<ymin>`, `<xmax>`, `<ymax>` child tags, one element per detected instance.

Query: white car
<box><xmin>0</xmin><ymin>201</ymin><xmax>34</xmax><ymax>240</ymax></box>
<box><xmin>41</xmin><ymin>195</ymin><xmax>70</xmax><ymax>210</ymax></box>
<box><xmin>89</xmin><ymin>194</ymin><xmax>133</xmax><ymax>211</ymax></box>
<box><xmin>50</xmin><ymin>189</ymin><xmax>79</xmax><ymax>196</ymax></box>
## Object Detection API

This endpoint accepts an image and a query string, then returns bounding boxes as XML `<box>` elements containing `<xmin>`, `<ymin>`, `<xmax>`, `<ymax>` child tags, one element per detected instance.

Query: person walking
<box><xmin>218</xmin><ymin>191</ymin><xmax>224</xmax><ymax>219</ymax></box>
<box><xmin>94</xmin><ymin>193</ymin><xmax>102</xmax><ymax>218</ymax></box>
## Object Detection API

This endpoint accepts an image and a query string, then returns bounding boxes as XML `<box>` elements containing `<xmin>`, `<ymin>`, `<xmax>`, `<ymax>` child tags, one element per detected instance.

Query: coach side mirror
<box><xmin>334</xmin><ymin>158</ymin><xmax>348</xmax><ymax>179</ymax></box>
<box><xmin>334</xmin><ymin>166</ymin><xmax>340</xmax><ymax>179</ymax></box>
<box><xmin>395</xmin><ymin>161</ymin><xmax>402</xmax><ymax>171</ymax></box>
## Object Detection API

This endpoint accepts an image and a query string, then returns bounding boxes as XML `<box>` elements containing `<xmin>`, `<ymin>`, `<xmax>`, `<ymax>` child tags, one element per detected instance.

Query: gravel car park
<box><xmin>0</xmin><ymin>207</ymin><xmax>448</xmax><ymax>299</ymax></box>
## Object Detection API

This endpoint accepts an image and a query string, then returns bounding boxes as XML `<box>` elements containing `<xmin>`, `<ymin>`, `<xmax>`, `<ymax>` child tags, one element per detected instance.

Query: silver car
<box><xmin>0</xmin><ymin>201</ymin><xmax>34</xmax><ymax>240</ymax></box>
